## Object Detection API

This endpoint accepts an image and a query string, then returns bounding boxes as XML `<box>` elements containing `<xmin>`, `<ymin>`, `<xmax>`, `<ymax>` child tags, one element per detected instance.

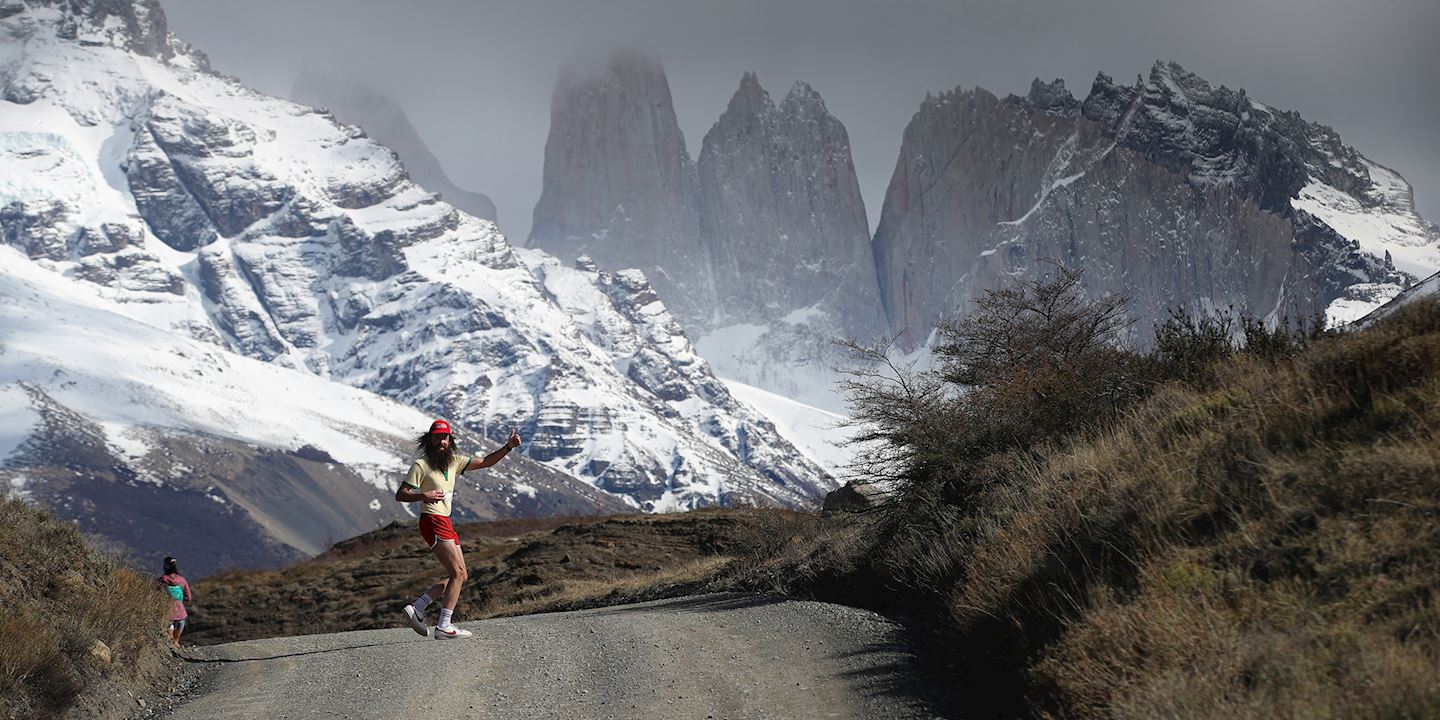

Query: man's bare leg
<box><xmin>430</xmin><ymin>540</ymin><xmax>472</xmax><ymax>637</ymax></box>
<box><xmin>434</xmin><ymin>540</ymin><xmax>468</xmax><ymax>612</ymax></box>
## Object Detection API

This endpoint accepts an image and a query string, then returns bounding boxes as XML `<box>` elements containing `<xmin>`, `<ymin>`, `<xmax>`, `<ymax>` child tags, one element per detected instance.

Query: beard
<box><xmin>425</xmin><ymin>443</ymin><xmax>455</xmax><ymax>471</ymax></box>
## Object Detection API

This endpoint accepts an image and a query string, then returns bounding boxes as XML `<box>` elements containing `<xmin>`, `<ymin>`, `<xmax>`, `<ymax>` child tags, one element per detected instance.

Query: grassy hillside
<box><xmin>0</xmin><ymin>499</ymin><xmax>182</xmax><ymax>720</ymax></box>
<box><xmin>719</xmin><ymin>285</ymin><xmax>1440</xmax><ymax>717</ymax></box>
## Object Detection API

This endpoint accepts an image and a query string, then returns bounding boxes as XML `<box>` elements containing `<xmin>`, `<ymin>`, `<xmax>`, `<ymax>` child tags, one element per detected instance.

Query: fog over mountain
<box><xmin>161</xmin><ymin>0</ymin><xmax>1440</xmax><ymax>245</ymax></box>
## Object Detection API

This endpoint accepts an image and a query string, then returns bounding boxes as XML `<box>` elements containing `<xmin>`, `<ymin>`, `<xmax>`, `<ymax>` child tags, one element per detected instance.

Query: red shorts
<box><xmin>419</xmin><ymin>513</ymin><xmax>459</xmax><ymax>549</ymax></box>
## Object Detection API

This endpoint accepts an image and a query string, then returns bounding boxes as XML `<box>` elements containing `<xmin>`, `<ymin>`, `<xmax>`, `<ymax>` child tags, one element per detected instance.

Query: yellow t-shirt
<box><xmin>402</xmin><ymin>454</ymin><xmax>470</xmax><ymax>517</ymax></box>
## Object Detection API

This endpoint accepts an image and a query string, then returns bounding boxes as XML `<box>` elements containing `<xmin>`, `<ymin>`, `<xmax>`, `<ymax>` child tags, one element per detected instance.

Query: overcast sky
<box><xmin>163</xmin><ymin>0</ymin><xmax>1439</xmax><ymax>245</ymax></box>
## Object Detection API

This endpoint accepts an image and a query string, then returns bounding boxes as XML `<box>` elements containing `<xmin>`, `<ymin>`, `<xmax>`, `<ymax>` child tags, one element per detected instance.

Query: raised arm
<box><xmin>465</xmin><ymin>428</ymin><xmax>522</xmax><ymax>471</ymax></box>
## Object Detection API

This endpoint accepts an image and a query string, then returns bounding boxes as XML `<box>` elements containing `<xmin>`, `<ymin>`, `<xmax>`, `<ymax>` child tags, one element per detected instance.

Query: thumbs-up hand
<box><xmin>507</xmin><ymin>427</ymin><xmax>522</xmax><ymax>449</ymax></box>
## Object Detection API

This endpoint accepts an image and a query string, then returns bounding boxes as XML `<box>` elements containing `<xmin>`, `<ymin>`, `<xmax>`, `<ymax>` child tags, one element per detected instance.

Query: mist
<box><xmin>163</xmin><ymin>0</ymin><xmax>1440</xmax><ymax>244</ymax></box>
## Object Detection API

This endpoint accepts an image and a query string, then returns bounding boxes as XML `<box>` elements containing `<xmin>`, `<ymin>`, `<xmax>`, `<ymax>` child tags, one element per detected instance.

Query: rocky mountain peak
<box><xmin>529</xmin><ymin>51</ymin><xmax>708</xmax><ymax>324</ymax></box>
<box><xmin>779</xmin><ymin>80</ymin><xmax>830</xmax><ymax>121</ymax></box>
<box><xmin>694</xmin><ymin>72</ymin><xmax>884</xmax><ymax>408</ymax></box>
<box><xmin>873</xmin><ymin>60</ymin><xmax>1437</xmax><ymax>354</ymax></box>
<box><xmin>555</xmin><ymin>50</ymin><xmax>668</xmax><ymax>102</ymax></box>
<box><xmin>1020</xmin><ymin>77</ymin><xmax>1077</xmax><ymax>116</ymax></box>
<box><xmin>1147</xmin><ymin>60</ymin><xmax>1205</xmax><ymax>97</ymax></box>
<box><xmin>724</xmin><ymin>70</ymin><xmax>775</xmax><ymax>120</ymax></box>
<box><xmin>1079</xmin><ymin>59</ymin><xmax>1313</xmax><ymax>213</ymax></box>
<box><xmin>737</xmin><ymin>70</ymin><xmax>765</xmax><ymax>96</ymax></box>
<box><xmin>1</xmin><ymin>0</ymin><xmax>207</xmax><ymax>69</ymax></box>
<box><xmin>290</xmin><ymin>68</ymin><xmax>497</xmax><ymax>222</ymax></box>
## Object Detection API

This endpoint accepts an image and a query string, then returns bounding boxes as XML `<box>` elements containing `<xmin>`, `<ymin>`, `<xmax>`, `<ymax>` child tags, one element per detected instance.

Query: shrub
<box><xmin>1154</xmin><ymin>307</ymin><xmax>1323</xmax><ymax>386</ymax></box>
<box><xmin>0</xmin><ymin>498</ymin><xmax>171</xmax><ymax>719</ymax></box>
<box><xmin>842</xmin><ymin>262</ymin><xmax>1151</xmax><ymax>514</ymax></box>
<box><xmin>1153</xmin><ymin>307</ymin><xmax>1237</xmax><ymax>385</ymax></box>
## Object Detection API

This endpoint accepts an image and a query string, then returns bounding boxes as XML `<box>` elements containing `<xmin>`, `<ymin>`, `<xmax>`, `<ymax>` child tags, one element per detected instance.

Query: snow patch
<box><xmin>696</xmin><ymin>323</ymin><xmax>770</xmax><ymax>358</ymax></box>
<box><xmin>0</xmin><ymin>385</ymin><xmax>39</xmax><ymax>465</ymax></box>
<box><xmin>1325</xmin><ymin>282</ymin><xmax>1404</xmax><ymax>328</ymax></box>
<box><xmin>1292</xmin><ymin>180</ymin><xmax>1440</xmax><ymax>280</ymax></box>
<box><xmin>720</xmin><ymin>379</ymin><xmax>852</xmax><ymax>474</ymax></box>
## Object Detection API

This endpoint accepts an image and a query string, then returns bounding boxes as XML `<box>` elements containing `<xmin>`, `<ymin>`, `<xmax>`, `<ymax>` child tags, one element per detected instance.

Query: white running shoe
<box><xmin>403</xmin><ymin>605</ymin><xmax>429</xmax><ymax>637</ymax></box>
<box><xmin>433</xmin><ymin>625</ymin><xmax>472</xmax><ymax>639</ymax></box>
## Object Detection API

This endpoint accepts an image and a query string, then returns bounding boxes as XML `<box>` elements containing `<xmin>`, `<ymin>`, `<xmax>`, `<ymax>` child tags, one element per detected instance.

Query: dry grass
<box><xmin>0</xmin><ymin>498</ymin><xmax>172</xmax><ymax>719</ymax></box>
<box><xmin>1011</xmin><ymin>310</ymin><xmax>1440</xmax><ymax>717</ymax></box>
<box><xmin>725</xmin><ymin>298</ymin><xmax>1440</xmax><ymax>718</ymax></box>
<box><xmin>484</xmin><ymin>556</ymin><xmax>734</xmax><ymax>617</ymax></box>
<box><xmin>185</xmin><ymin>508</ymin><xmax>798</xmax><ymax>644</ymax></box>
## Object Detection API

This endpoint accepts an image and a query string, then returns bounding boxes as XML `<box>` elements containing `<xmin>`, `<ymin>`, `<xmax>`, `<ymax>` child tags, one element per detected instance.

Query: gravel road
<box><xmin>162</xmin><ymin>593</ymin><xmax>943</xmax><ymax>719</ymax></box>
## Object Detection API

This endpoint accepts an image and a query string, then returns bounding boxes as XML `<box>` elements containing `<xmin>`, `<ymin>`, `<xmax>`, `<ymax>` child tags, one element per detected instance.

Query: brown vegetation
<box><xmin>0</xmin><ymin>498</ymin><xmax>177</xmax><ymax>720</ymax></box>
<box><xmin>185</xmin><ymin>509</ymin><xmax>793</xmax><ymax>644</ymax></box>
<box><xmin>717</xmin><ymin>270</ymin><xmax>1440</xmax><ymax>718</ymax></box>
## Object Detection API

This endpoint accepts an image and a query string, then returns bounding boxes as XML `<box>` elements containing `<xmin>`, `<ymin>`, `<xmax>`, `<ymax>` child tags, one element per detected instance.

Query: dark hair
<box><xmin>163</xmin><ymin>556</ymin><xmax>179</xmax><ymax>575</ymax></box>
<box><xmin>416</xmin><ymin>431</ymin><xmax>456</xmax><ymax>470</ymax></box>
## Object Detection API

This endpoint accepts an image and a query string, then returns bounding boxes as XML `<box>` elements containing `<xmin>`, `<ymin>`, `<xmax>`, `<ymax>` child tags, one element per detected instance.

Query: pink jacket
<box><xmin>160</xmin><ymin>573</ymin><xmax>191</xmax><ymax>621</ymax></box>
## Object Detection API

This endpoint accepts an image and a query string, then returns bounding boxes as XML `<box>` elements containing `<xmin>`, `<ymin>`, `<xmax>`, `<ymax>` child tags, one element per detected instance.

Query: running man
<box><xmin>395</xmin><ymin>419</ymin><xmax>521</xmax><ymax>639</ymax></box>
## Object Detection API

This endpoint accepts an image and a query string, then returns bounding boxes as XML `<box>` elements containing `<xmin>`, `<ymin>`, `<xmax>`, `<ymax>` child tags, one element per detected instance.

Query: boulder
<box><xmin>822</xmin><ymin>481</ymin><xmax>886</xmax><ymax>514</ymax></box>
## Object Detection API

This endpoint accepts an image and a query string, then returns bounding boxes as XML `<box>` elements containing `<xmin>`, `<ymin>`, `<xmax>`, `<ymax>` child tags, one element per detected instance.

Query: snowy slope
<box><xmin>1290</xmin><ymin>158</ymin><xmax>1437</xmax><ymax>324</ymax></box>
<box><xmin>0</xmin><ymin>238</ymin><xmax>630</xmax><ymax>574</ymax></box>
<box><xmin>1353</xmin><ymin>270</ymin><xmax>1440</xmax><ymax>328</ymax></box>
<box><xmin>0</xmin><ymin>244</ymin><xmax>426</xmax><ymax>488</ymax></box>
<box><xmin>720</xmin><ymin>379</ymin><xmax>853</xmax><ymax>474</ymax></box>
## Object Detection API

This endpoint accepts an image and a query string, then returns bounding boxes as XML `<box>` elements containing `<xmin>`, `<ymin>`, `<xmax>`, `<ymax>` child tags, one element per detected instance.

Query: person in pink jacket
<box><xmin>158</xmin><ymin>556</ymin><xmax>191</xmax><ymax>648</ymax></box>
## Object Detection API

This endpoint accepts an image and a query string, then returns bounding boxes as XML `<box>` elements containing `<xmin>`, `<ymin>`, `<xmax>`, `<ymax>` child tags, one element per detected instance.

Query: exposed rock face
<box><xmin>127</xmin><ymin>124</ymin><xmax>220</xmax><ymax>251</ymax></box>
<box><xmin>528</xmin><ymin>53</ymin><xmax>709</xmax><ymax>324</ymax></box>
<box><xmin>692</xmin><ymin>74</ymin><xmax>887</xmax><ymax>409</ymax></box>
<box><xmin>697</xmin><ymin>73</ymin><xmax>881</xmax><ymax>332</ymax></box>
<box><xmin>533</xmin><ymin>64</ymin><xmax>884</xmax><ymax>410</ymax></box>
<box><xmin>873</xmin><ymin>63</ymin><xmax>1434</xmax><ymax>349</ymax></box>
<box><xmin>9</xmin><ymin>0</ymin><xmax>178</xmax><ymax>63</ymax></box>
<box><xmin>290</xmin><ymin>69</ymin><xmax>498</xmax><ymax>223</ymax></box>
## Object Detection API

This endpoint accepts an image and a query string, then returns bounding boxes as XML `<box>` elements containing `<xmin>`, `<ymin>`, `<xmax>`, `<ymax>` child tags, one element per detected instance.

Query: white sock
<box><xmin>438</xmin><ymin>608</ymin><xmax>453</xmax><ymax>629</ymax></box>
<box><xmin>412</xmin><ymin>592</ymin><xmax>432</xmax><ymax>613</ymax></box>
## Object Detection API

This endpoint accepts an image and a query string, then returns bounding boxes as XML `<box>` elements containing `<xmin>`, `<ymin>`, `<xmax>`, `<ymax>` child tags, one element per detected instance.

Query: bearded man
<box><xmin>394</xmin><ymin>419</ymin><xmax>521</xmax><ymax>639</ymax></box>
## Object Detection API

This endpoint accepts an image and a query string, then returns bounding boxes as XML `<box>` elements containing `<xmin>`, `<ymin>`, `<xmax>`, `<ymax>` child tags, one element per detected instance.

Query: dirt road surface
<box><xmin>162</xmin><ymin>593</ymin><xmax>943</xmax><ymax>719</ymax></box>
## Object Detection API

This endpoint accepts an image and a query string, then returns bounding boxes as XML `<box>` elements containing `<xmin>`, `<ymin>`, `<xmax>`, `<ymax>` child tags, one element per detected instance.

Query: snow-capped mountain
<box><xmin>289</xmin><ymin>67</ymin><xmax>498</xmax><ymax>223</ymax></box>
<box><xmin>0</xmin><ymin>0</ymin><xmax>833</xmax><ymax>571</ymax></box>
<box><xmin>873</xmin><ymin>63</ymin><xmax>1439</xmax><ymax>348</ymax></box>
